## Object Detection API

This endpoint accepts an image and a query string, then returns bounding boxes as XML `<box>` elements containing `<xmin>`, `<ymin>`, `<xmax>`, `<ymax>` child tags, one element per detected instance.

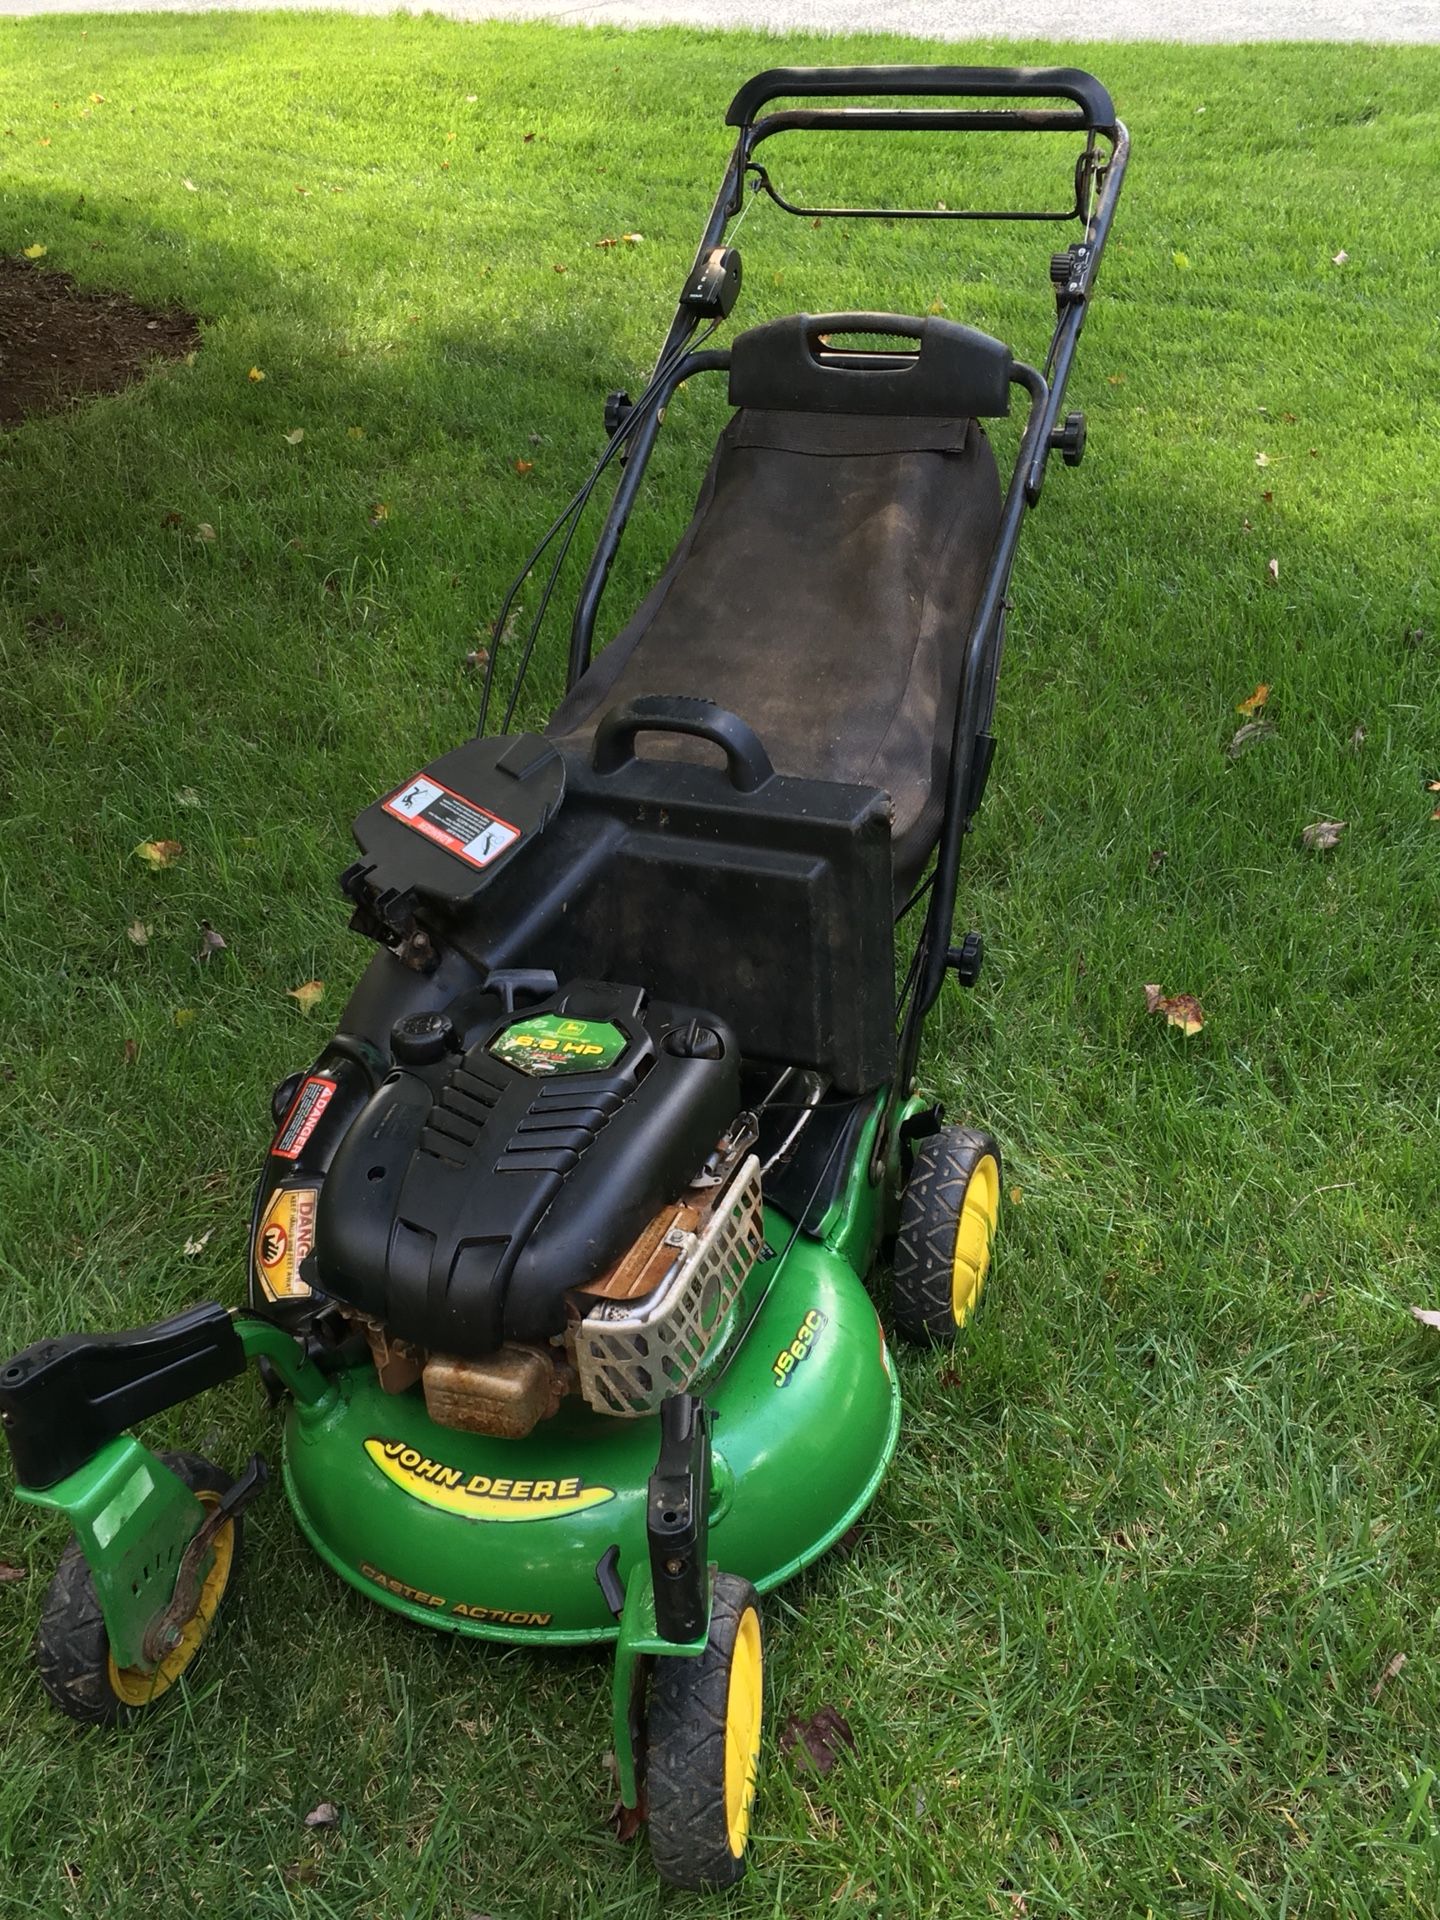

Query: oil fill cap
<box><xmin>392</xmin><ymin>1010</ymin><xmax>456</xmax><ymax>1066</ymax></box>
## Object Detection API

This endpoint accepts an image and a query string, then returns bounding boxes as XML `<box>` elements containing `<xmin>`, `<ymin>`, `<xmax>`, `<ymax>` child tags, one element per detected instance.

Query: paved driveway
<box><xmin>1</xmin><ymin>0</ymin><xmax>1436</xmax><ymax>38</ymax></box>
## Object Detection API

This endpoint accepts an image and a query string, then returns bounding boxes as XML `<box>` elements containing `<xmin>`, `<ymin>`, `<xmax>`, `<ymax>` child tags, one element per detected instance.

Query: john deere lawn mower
<box><xmin>0</xmin><ymin>66</ymin><xmax>1126</xmax><ymax>1889</ymax></box>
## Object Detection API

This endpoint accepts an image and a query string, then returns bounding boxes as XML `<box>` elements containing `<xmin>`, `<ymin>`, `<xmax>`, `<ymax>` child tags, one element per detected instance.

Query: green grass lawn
<box><xmin>0</xmin><ymin>12</ymin><xmax>1438</xmax><ymax>1916</ymax></box>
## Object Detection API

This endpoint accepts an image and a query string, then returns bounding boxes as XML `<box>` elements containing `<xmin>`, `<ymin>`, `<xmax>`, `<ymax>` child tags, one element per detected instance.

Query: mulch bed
<box><xmin>0</xmin><ymin>256</ymin><xmax>199</xmax><ymax>427</ymax></box>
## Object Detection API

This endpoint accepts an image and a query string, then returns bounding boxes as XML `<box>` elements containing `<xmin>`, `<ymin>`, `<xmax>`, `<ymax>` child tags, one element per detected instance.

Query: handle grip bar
<box><xmin>726</xmin><ymin>65</ymin><xmax>1117</xmax><ymax>134</ymax></box>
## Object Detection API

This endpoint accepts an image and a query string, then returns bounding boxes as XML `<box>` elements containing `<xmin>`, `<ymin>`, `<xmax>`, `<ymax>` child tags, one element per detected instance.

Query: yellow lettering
<box><xmin>491</xmin><ymin>1478</ymin><xmax>513</xmax><ymax>1498</ymax></box>
<box><xmin>512</xmin><ymin>1480</ymin><xmax>534</xmax><ymax>1500</ymax></box>
<box><xmin>533</xmin><ymin>1480</ymin><xmax>556</xmax><ymax>1499</ymax></box>
<box><xmin>558</xmin><ymin>1477</ymin><xmax>580</xmax><ymax>1498</ymax></box>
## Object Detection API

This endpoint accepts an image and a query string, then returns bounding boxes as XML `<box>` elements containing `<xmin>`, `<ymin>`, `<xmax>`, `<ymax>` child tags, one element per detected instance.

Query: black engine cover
<box><xmin>310</xmin><ymin>982</ymin><xmax>740</xmax><ymax>1357</ymax></box>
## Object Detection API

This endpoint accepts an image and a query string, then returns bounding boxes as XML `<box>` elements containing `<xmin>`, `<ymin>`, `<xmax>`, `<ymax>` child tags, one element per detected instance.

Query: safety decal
<box><xmin>271</xmin><ymin>1074</ymin><xmax>337</xmax><ymax>1161</ymax></box>
<box><xmin>255</xmin><ymin>1186</ymin><xmax>318</xmax><ymax>1300</ymax></box>
<box><xmin>772</xmin><ymin>1308</ymin><xmax>828</xmax><ymax>1387</ymax></box>
<box><xmin>383</xmin><ymin>773</ymin><xmax>520</xmax><ymax>871</ymax></box>
<box><xmin>490</xmin><ymin>1013</ymin><xmax>627</xmax><ymax>1077</ymax></box>
<box><xmin>363</xmin><ymin>1438</ymin><xmax>615</xmax><ymax>1522</ymax></box>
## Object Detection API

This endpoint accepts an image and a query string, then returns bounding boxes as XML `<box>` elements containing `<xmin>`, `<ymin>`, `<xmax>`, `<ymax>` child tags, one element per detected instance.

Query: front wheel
<box><xmin>34</xmin><ymin>1450</ymin><xmax>244</xmax><ymax>1727</ymax></box>
<box><xmin>892</xmin><ymin>1126</ymin><xmax>1001</xmax><ymax>1345</ymax></box>
<box><xmin>646</xmin><ymin>1572</ymin><xmax>763</xmax><ymax>1890</ymax></box>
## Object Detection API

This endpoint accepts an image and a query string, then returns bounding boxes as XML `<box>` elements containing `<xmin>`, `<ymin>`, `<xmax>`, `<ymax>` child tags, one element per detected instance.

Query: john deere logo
<box><xmin>489</xmin><ymin>1013</ymin><xmax>627</xmax><ymax>1078</ymax></box>
<box><xmin>364</xmin><ymin>1438</ymin><xmax>615</xmax><ymax>1522</ymax></box>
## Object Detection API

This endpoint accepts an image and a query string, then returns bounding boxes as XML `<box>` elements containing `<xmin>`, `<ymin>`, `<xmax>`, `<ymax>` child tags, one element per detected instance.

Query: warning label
<box><xmin>382</xmin><ymin>774</ymin><xmax>520</xmax><ymax>871</ymax></box>
<box><xmin>272</xmin><ymin>1074</ymin><xmax>337</xmax><ymax>1160</ymax></box>
<box><xmin>255</xmin><ymin>1186</ymin><xmax>318</xmax><ymax>1300</ymax></box>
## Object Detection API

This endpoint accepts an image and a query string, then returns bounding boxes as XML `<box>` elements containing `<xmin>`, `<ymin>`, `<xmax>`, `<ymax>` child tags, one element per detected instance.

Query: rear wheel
<box><xmin>646</xmin><ymin>1572</ymin><xmax>763</xmax><ymax>1890</ymax></box>
<box><xmin>34</xmin><ymin>1451</ymin><xmax>243</xmax><ymax>1727</ymax></box>
<box><xmin>892</xmin><ymin>1126</ymin><xmax>1001</xmax><ymax>1345</ymax></box>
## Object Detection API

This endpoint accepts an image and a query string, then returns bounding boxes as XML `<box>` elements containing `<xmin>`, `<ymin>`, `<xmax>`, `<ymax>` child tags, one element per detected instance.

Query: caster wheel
<box><xmin>646</xmin><ymin>1572</ymin><xmax>763</xmax><ymax>1891</ymax></box>
<box><xmin>34</xmin><ymin>1451</ymin><xmax>244</xmax><ymax>1727</ymax></box>
<box><xmin>892</xmin><ymin>1126</ymin><xmax>1001</xmax><ymax>1345</ymax></box>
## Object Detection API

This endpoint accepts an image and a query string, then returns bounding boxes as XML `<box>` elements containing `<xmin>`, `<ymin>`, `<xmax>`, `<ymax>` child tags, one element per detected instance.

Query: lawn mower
<box><xmin>0</xmin><ymin>66</ymin><xmax>1126</xmax><ymax>1889</ymax></box>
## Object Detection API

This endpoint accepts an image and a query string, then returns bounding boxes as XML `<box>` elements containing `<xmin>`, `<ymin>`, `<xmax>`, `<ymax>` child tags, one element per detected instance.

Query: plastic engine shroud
<box><xmin>311</xmin><ymin>981</ymin><xmax>740</xmax><ymax>1358</ymax></box>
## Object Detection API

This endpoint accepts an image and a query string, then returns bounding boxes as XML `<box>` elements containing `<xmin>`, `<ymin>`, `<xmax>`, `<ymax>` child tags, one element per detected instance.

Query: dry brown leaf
<box><xmin>1254</xmin><ymin>451</ymin><xmax>1270</xmax><ymax>468</ymax></box>
<box><xmin>283</xmin><ymin>427</ymin><xmax>304</xmax><ymax>445</ymax></box>
<box><xmin>182</xmin><ymin>1228</ymin><xmax>213</xmax><ymax>1257</ymax></box>
<box><xmin>1300</xmin><ymin>819</ymin><xmax>1346</xmax><ymax>852</ymax></box>
<box><xmin>594</xmin><ymin>235</ymin><xmax>618</xmax><ymax>249</ymax></box>
<box><xmin>607</xmin><ymin>1799</ymin><xmax>645</xmax><ymax>1843</ymax></box>
<box><xmin>248</xmin><ymin>366</ymin><xmax>265</xmax><ymax>383</ymax></box>
<box><xmin>1332</xmin><ymin>249</ymin><xmax>1349</xmax><ymax>266</ymax></box>
<box><xmin>1143</xmin><ymin>984</ymin><xmax>1205</xmax><ymax>1035</ymax></box>
<box><xmin>162</xmin><ymin>509</ymin><xmax>185</xmax><ymax>528</ymax></box>
<box><xmin>523</xmin><ymin>131</ymin><xmax>536</xmax><ymax>142</ymax></box>
<box><xmin>135</xmin><ymin>839</ymin><xmax>183</xmax><ymax>868</ymax></box>
<box><xmin>289</xmin><ymin>980</ymin><xmax>325</xmax><ymax>1013</ymax></box>
<box><xmin>368</xmin><ymin>502</ymin><xmax>389</xmax><ymax>526</ymax></box>
<box><xmin>1236</xmin><ymin>682</ymin><xmax>1270</xmax><ymax>714</ymax></box>
<box><xmin>1410</xmin><ymin>1307</ymin><xmax>1440</xmax><ymax>1329</ymax></box>
<box><xmin>513</xmin><ymin>458</ymin><xmax>533</xmax><ymax>475</ymax></box>
<box><xmin>1009</xmin><ymin>1185</ymin><xmax>1023</xmax><ymax>1205</ymax></box>
<box><xmin>1266</xmin><ymin>557</ymin><xmax>1280</xmax><ymax>584</ymax></box>
<box><xmin>172</xmin><ymin>1008</ymin><xmax>195</xmax><ymax>1029</ymax></box>
<box><xmin>182</xmin><ymin>176</ymin><xmax>198</xmax><ymax>191</ymax></box>
<box><xmin>196</xmin><ymin>921</ymin><xmax>227</xmax><ymax>962</ymax></box>
<box><xmin>127</xmin><ymin>919</ymin><xmax>150</xmax><ymax>946</ymax></box>
<box><xmin>195</xmin><ymin>522</ymin><xmax>217</xmax><ymax>543</ymax></box>
<box><xmin>780</xmin><ymin>1705</ymin><xmax>856</xmax><ymax>1777</ymax></box>
<box><xmin>1370</xmin><ymin>1651</ymin><xmax>1406</xmax><ymax>1701</ymax></box>
<box><xmin>620</xmin><ymin>232</ymin><xmax>643</xmax><ymax>246</ymax></box>
<box><xmin>303</xmin><ymin>1802</ymin><xmax>340</xmax><ymax>1830</ymax></box>
<box><xmin>347</xmin><ymin>425</ymin><xmax>365</xmax><ymax>440</ymax></box>
<box><xmin>0</xmin><ymin>1561</ymin><xmax>25</xmax><ymax>1584</ymax></box>
<box><xmin>1261</xmin><ymin>488</ymin><xmax>1273</xmax><ymax>503</ymax></box>
<box><xmin>1226</xmin><ymin>719</ymin><xmax>1274</xmax><ymax>758</ymax></box>
<box><xmin>122</xmin><ymin>1038</ymin><xmax>139</xmax><ymax>1065</ymax></box>
<box><xmin>1349</xmin><ymin>725</ymin><xmax>1367</xmax><ymax>751</ymax></box>
<box><xmin>1147</xmin><ymin>846</ymin><xmax>1168</xmax><ymax>874</ymax></box>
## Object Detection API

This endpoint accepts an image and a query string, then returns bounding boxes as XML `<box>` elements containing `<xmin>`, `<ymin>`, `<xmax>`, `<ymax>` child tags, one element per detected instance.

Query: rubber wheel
<box><xmin>34</xmin><ymin>1451</ymin><xmax>243</xmax><ymax>1727</ymax></box>
<box><xmin>646</xmin><ymin>1572</ymin><xmax>763</xmax><ymax>1891</ymax></box>
<box><xmin>892</xmin><ymin>1126</ymin><xmax>1001</xmax><ymax>1345</ymax></box>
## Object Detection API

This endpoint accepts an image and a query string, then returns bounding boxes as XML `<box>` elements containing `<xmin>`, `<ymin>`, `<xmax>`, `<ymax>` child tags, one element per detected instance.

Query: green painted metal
<box><xmin>15</xmin><ymin>1436</ymin><xmax>207</xmax><ymax>1669</ymax></box>
<box><xmin>281</xmin><ymin>1201</ymin><xmax>900</xmax><ymax>1645</ymax></box>
<box><xmin>235</xmin><ymin>1314</ymin><xmax>337</xmax><ymax>1410</ymax></box>
<box><xmin>609</xmin><ymin>1559</ymin><xmax>715</xmax><ymax>1807</ymax></box>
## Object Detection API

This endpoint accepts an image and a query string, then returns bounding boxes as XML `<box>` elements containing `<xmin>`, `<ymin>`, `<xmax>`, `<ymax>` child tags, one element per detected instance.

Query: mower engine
<box><xmin>252</xmin><ymin>980</ymin><xmax>766</xmax><ymax>1438</ymax></box>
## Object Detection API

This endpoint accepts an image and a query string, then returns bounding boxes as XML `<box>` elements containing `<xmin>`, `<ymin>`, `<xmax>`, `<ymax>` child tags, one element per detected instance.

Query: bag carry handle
<box><xmin>592</xmin><ymin>695</ymin><xmax>775</xmax><ymax>793</ymax></box>
<box><xmin>727</xmin><ymin>65</ymin><xmax>1117</xmax><ymax>133</ymax></box>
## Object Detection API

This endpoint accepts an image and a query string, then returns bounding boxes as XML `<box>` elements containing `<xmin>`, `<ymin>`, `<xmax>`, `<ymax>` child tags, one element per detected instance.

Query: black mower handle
<box><xmin>592</xmin><ymin>696</ymin><xmax>774</xmax><ymax>793</ymax></box>
<box><xmin>727</xmin><ymin>65</ymin><xmax>1117</xmax><ymax>133</ymax></box>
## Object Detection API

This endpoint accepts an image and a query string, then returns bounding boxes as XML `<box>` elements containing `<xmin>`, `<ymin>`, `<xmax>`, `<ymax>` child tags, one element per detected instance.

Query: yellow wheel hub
<box><xmin>951</xmin><ymin>1153</ymin><xmax>1000</xmax><ymax>1326</ymax></box>
<box><xmin>723</xmin><ymin>1605</ymin><xmax>763</xmax><ymax>1856</ymax></box>
<box><xmin>107</xmin><ymin>1492</ymin><xmax>235</xmax><ymax>1708</ymax></box>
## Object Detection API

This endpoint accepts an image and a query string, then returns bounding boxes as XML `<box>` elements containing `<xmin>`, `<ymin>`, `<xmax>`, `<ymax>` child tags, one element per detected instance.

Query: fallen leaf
<box><xmin>182</xmin><ymin>177</ymin><xmax>198</xmax><ymax>192</ymax></box>
<box><xmin>465</xmin><ymin>93</ymin><xmax>477</xmax><ymax>102</ymax></box>
<box><xmin>1226</xmin><ymin>719</ymin><xmax>1274</xmax><ymax>758</ymax></box>
<box><xmin>1267</xmin><ymin>557</ymin><xmax>1280</xmax><ymax>584</ymax></box>
<box><xmin>368</xmin><ymin>502</ymin><xmax>389</xmax><ymax>526</ymax></box>
<box><xmin>182</xmin><ymin>1228</ymin><xmax>213</xmax><ymax>1257</ymax></box>
<box><xmin>1171</xmin><ymin>249</ymin><xmax>1190</xmax><ymax>270</ymax></box>
<box><xmin>176</xmin><ymin>787</ymin><xmax>202</xmax><ymax>807</ymax></box>
<box><xmin>607</xmin><ymin>1799</ymin><xmax>645</xmax><ymax>1843</ymax></box>
<box><xmin>552</xmin><ymin>263</ymin><xmax>567</xmax><ymax>273</ymax></box>
<box><xmin>123</xmin><ymin>1038</ymin><xmax>139</xmax><ymax>1065</ymax></box>
<box><xmin>162</xmin><ymin>509</ymin><xmax>185</xmax><ymax>528</ymax></box>
<box><xmin>0</xmin><ymin>1562</ymin><xmax>25</xmax><ymax>1584</ymax></box>
<box><xmin>1349</xmin><ymin>725</ymin><xmax>1367</xmax><ymax>750</ymax></box>
<box><xmin>126</xmin><ymin>919</ymin><xmax>150</xmax><ymax>946</ymax></box>
<box><xmin>294</xmin><ymin>184</ymin><xmax>310</xmax><ymax>196</ymax></box>
<box><xmin>1254</xmin><ymin>451</ymin><xmax>1270</xmax><ymax>469</ymax></box>
<box><xmin>135</xmin><ymin>839</ymin><xmax>183</xmax><ymax>868</ymax></box>
<box><xmin>513</xmin><ymin>458</ymin><xmax>533</xmax><ymax>475</ymax></box>
<box><xmin>172</xmin><ymin>1008</ymin><xmax>195</xmax><ymax>1029</ymax></box>
<box><xmin>1427</xmin><ymin>779</ymin><xmax>1440</xmax><ymax>792</ymax></box>
<box><xmin>1370</xmin><ymin>1651</ymin><xmax>1406</xmax><ymax>1701</ymax></box>
<box><xmin>1261</xmin><ymin>489</ymin><xmax>1273</xmax><ymax>503</ymax></box>
<box><xmin>523</xmin><ymin>131</ymin><xmax>536</xmax><ymax>142</ymax></box>
<box><xmin>927</xmin><ymin>297</ymin><xmax>946</xmax><ymax>315</ymax></box>
<box><xmin>1107</xmin><ymin>372</ymin><xmax>1126</xmax><ymax>386</ymax></box>
<box><xmin>1300</xmin><ymin>819</ymin><xmax>1346</xmax><ymax>852</ymax></box>
<box><xmin>283</xmin><ymin>427</ymin><xmax>305</xmax><ymax>444</ymax></box>
<box><xmin>1410</xmin><ymin>1307</ymin><xmax>1440</xmax><ymax>1329</ymax></box>
<box><xmin>1147</xmin><ymin>846</ymin><xmax>1168</xmax><ymax>874</ymax></box>
<box><xmin>22</xmin><ymin>243</ymin><xmax>46</xmax><ymax>259</ymax></box>
<box><xmin>1332</xmin><ymin>249</ymin><xmax>1349</xmax><ymax>266</ymax></box>
<box><xmin>620</xmin><ymin>232</ymin><xmax>643</xmax><ymax>246</ymax></box>
<box><xmin>89</xmin><ymin>93</ymin><xmax>104</xmax><ymax>104</ymax></box>
<box><xmin>303</xmin><ymin>1802</ymin><xmax>340</xmax><ymax>1830</ymax></box>
<box><xmin>347</xmin><ymin>425</ymin><xmax>365</xmax><ymax>439</ymax></box>
<box><xmin>196</xmin><ymin>921</ymin><xmax>227</xmax><ymax>962</ymax></box>
<box><xmin>248</xmin><ymin>367</ymin><xmax>266</xmax><ymax>383</ymax></box>
<box><xmin>527</xmin><ymin>431</ymin><xmax>542</xmax><ymax>445</ymax></box>
<box><xmin>1431</xmin><ymin>805</ymin><xmax>1440</xmax><ymax>822</ymax></box>
<box><xmin>1009</xmin><ymin>1185</ymin><xmax>1023</xmax><ymax>1205</ymax></box>
<box><xmin>195</xmin><ymin>522</ymin><xmax>217</xmax><ymax>543</ymax></box>
<box><xmin>594</xmin><ymin>235</ymin><xmax>618</xmax><ymax>250</ymax></box>
<box><xmin>37</xmin><ymin>138</ymin><xmax>50</xmax><ymax>147</ymax></box>
<box><xmin>288</xmin><ymin>980</ymin><xmax>325</xmax><ymax>1013</ymax></box>
<box><xmin>1236</xmin><ymin>682</ymin><xmax>1270</xmax><ymax>714</ymax></box>
<box><xmin>464</xmin><ymin>647</ymin><xmax>489</xmax><ymax>669</ymax></box>
<box><xmin>1143</xmin><ymin>985</ymin><xmax>1205</xmax><ymax>1035</ymax></box>
<box><xmin>780</xmin><ymin>1705</ymin><xmax>856</xmax><ymax>1777</ymax></box>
